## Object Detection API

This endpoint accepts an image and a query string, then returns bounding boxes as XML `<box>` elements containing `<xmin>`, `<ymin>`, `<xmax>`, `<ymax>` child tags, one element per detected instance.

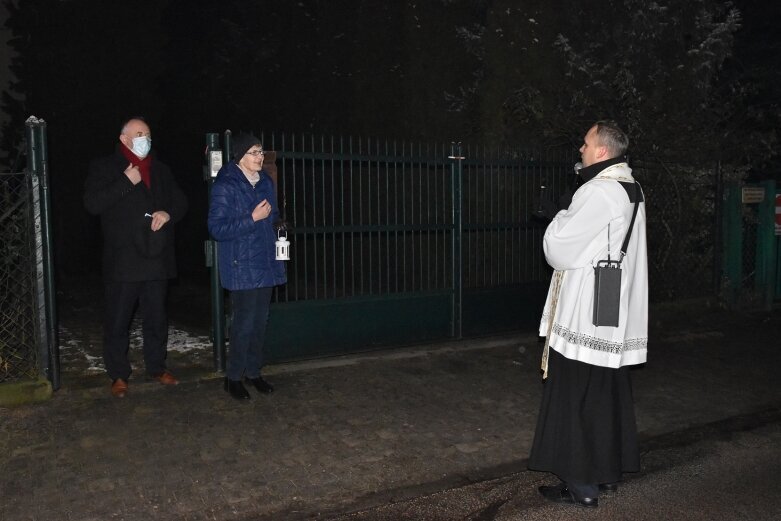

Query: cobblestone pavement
<box><xmin>1</xmin><ymin>299</ymin><xmax>780</xmax><ymax>521</ymax></box>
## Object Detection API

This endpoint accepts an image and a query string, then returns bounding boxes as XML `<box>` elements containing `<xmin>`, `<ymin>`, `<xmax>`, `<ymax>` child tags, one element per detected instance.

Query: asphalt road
<box><xmin>329</xmin><ymin>408</ymin><xmax>781</xmax><ymax>521</ymax></box>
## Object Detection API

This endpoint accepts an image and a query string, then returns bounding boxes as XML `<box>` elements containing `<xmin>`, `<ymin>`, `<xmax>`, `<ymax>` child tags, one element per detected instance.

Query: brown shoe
<box><xmin>154</xmin><ymin>370</ymin><xmax>179</xmax><ymax>386</ymax></box>
<box><xmin>111</xmin><ymin>378</ymin><xmax>128</xmax><ymax>398</ymax></box>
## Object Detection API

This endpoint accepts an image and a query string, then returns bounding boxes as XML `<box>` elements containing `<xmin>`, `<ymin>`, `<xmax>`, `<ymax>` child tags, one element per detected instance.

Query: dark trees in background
<box><xmin>2</xmin><ymin>0</ymin><xmax>168</xmax><ymax>277</ymax></box>
<box><xmin>1</xmin><ymin>0</ymin><xmax>778</xmax><ymax>279</ymax></box>
<box><xmin>723</xmin><ymin>0</ymin><xmax>781</xmax><ymax>176</ymax></box>
<box><xmin>458</xmin><ymin>0</ymin><xmax>746</xmax><ymax>162</ymax></box>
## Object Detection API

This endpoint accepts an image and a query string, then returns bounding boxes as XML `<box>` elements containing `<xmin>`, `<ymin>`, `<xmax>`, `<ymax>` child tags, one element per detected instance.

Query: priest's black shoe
<box><xmin>599</xmin><ymin>482</ymin><xmax>619</xmax><ymax>494</ymax></box>
<box><xmin>539</xmin><ymin>483</ymin><xmax>598</xmax><ymax>508</ymax></box>
<box><xmin>246</xmin><ymin>376</ymin><xmax>274</xmax><ymax>394</ymax></box>
<box><xmin>224</xmin><ymin>378</ymin><xmax>251</xmax><ymax>400</ymax></box>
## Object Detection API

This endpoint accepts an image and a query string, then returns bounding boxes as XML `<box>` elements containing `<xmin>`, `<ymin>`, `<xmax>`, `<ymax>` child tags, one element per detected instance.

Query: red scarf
<box><xmin>120</xmin><ymin>144</ymin><xmax>152</xmax><ymax>189</ymax></box>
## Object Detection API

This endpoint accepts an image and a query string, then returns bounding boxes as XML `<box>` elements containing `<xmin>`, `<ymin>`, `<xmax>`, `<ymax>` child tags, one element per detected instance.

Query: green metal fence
<box><xmin>458</xmin><ymin>146</ymin><xmax>576</xmax><ymax>334</ymax></box>
<box><xmin>272</xmin><ymin>137</ymin><xmax>456</xmax><ymax>302</ymax></box>
<box><xmin>206</xmin><ymin>132</ymin><xmax>574</xmax><ymax>363</ymax></box>
<box><xmin>721</xmin><ymin>179</ymin><xmax>778</xmax><ymax>310</ymax></box>
<box><xmin>0</xmin><ymin>169</ymin><xmax>39</xmax><ymax>382</ymax></box>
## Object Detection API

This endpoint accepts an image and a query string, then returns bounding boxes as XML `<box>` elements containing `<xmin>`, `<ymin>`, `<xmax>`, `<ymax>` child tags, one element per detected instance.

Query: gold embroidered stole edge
<box><xmin>541</xmin><ymin>270</ymin><xmax>564</xmax><ymax>379</ymax></box>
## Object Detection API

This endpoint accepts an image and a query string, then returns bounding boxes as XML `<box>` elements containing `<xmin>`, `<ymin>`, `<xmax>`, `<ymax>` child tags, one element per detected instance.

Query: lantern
<box><xmin>275</xmin><ymin>230</ymin><xmax>290</xmax><ymax>261</ymax></box>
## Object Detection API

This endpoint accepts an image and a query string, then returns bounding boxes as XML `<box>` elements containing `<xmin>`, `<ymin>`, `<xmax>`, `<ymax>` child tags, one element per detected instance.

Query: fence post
<box><xmin>25</xmin><ymin>116</ymin><xmax>60</xmax><ymax>391</ymax></box>
<box><xmin>755</xmin><ymin>180</ymin><xmax>777</xmax><ymax>311</ymax></box>
<box><xmin>722</xmin><ymin>180</ymin><xmax>742</xmax><ymax>307</ymax></box>
<box><xmin>776</xmin><ymin>188</ymin><xmax>781</xmax><ymax>301</ymax></box>
<box><xmin>449</xmin><ymin>142</ymin><xmax>464</xmax><ymax>339</ymax></box>
<box><xmin>712</xmin><ymin>162</ymin><xmax>723</xmax><ymax>295</ymax></box>
<box><xmin>26</xmin><ymin>116</ymin><xmax>60</xmax><ymax>390</ymax></box>
<box><xmin>204</xmin><ymin>132</ymin><xmax>226</xmax><ymax>372</ymax></box>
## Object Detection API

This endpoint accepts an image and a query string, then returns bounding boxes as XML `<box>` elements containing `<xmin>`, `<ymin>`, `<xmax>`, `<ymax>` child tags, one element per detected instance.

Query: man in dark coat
<box><xmin>84</xmin><ymin>117</ymin><xmax>188</xmax><ymax>397</ymax></box>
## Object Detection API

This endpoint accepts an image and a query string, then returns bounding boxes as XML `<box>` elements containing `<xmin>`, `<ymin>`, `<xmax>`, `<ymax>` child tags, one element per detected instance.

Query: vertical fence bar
<box><xmin>286</xmin><ymin>133</ymin><xmax>299</xmax><ymax>301</ymax></box>
<box><xmin>385</xmin><ymin>139</ymin><xmax>391</xmax><ymax>293</ymax></box>
<box><xmin>777</xmin><ymin>187</ymin><xmax>781</xmax><ymax>300</ymax></box>
<box><xmin>401</xmin><ymin>141</ymin><xmax>407</xmax><ymax>292</ymax></box>
<box><xmin>392</xmin><ymin>140</ymin><xmax>399</xmax><ymax>293</ymax></box>
<box><xmin>439</xmin><ymin>143</ymin><xmax>446</xmax><ymax>289</ymax></box>
<box><xmin>332</xmin><ymin>136</ymin><xmax>347</xmax><ymax>297</ymax></box>
<box><xmin>756</xmin><ymin>180</ymin><xmax>777</xmax><ymax>310</ymax></box>
<box><xmin>722</xmin><ymin>180</ymin><xmax>742</xmax><ymax>307</ymax></box>
<box><xmin>505</xmin><ymin>152</ymin><xmax>511</xmax><ymax>283</ymax></box>
<box><xmin>205</xmin><ymin>131</ymin><xmax>226</xmax><ymax>372</ymax></box>
<box><xmin>418</xmin><ymin>142</ymin><xmax>425</xmax><ymax>291</ymax></box>
<box><xmin>301</xmin><ymin>134</ymin><xmax>310</xmax><ymax>300</ymax></box>
<box><xmin>510</xmin><ymin>154</ymin><xmax>516</xmax><ymax>283</ymax></box>
<box><xmin>358</xmin><ymin>137</ymin><xmax>365</xmax><ymax>295</ymax></box>
<box><xmin>712</xmin><ymin>161</ymin><xmax>723</xmax><ymax>296</ymax></box>
<box><xmin>524</xmin><ymin>155</ymin><xmax>530</xmax><ymax>281</ymax></box>
<box><xmin>27</xmin><ymin>117</ymin><xmax>59</xmax><ymax>390</ymax></box>
<box><xmin>376</xmin><ymin>138</ymin><xmax>382</xmax><ymax>293</ymax></box>
<box><xmin>368</xmin><ymin>137</ymin><xmax>373</xmax><ymax>293</ymax></box>
<box><xmin>348</xmin><ymin>136</ymin><xmax>356</xmax><ymax>296</ymax></box>
<box><xmin>450</xmin><ymin>142</ymin><xmax>464</xmax><ymax>339</ymax></box>
<box><xmin>432</xmin><ymin>142</ymin><xmax>439</xmax><ymax>289</ymax></box>
<box><xmin>314</xmin><ymin>135</ymin><xmax>321</xmax><ymax>299</ymax></box>
<box><xmin>488</xmin><ymin>145</ymin><xmax>494</xmax><ymax>286</ymax></box>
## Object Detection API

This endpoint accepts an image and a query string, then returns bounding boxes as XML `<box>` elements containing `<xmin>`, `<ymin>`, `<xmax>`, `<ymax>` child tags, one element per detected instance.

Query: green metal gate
<box><xmin>205</xmin><ymin>132</ymin><xmax>573</xmax><ymax>364</ymax></box>
<box><xmin>722</xmin><ymin>179</ymin><xmax>778</xmax><ymax>310</ymax></box>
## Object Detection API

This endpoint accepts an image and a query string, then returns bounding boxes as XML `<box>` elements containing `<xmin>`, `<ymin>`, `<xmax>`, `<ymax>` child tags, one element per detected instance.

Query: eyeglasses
<box><xmin>245</xmin><ymin>149</ymin><xmax>265</xmax><ymax>156</ymax></box>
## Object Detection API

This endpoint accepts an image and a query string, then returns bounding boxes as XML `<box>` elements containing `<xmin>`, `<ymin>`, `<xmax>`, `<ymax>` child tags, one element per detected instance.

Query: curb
<box><xmin>0</xmin><ymin>377</ymin><xmax>53</xmax><ymax>407</ymax></box>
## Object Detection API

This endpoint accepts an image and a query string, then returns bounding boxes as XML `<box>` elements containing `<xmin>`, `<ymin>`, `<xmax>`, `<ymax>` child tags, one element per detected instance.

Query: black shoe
<box><xmin>599</xmin><ymin>482</ymin><xmax>619</xmax><ymax>494</ymax></box>
<box><xmin>245</xmin><ymin>376</ymin><xmax>274</xmax><ymax>394</ymax></box>
<box><xmin>224</xmin><ymin>378</ymin><xmax>251</xmax><ymax>400</ymax></box>
<box><xmin>539</xmin><ymin>483</ymin><xmax>598</xmax><ymax>508</ymax></box>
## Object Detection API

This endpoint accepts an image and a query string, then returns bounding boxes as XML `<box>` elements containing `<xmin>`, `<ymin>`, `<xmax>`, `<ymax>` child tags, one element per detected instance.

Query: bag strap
<box><xmin>618</xmin><ymin>182</ymin><xmax>641</xmax><ymax>263</ymax></box>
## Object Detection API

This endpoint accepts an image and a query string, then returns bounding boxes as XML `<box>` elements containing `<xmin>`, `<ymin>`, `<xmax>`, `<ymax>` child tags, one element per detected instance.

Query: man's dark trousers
<box><xmin>103</xmin><ymin>280</ymin><xmax>168</xmax><ymax>380</ymax></box>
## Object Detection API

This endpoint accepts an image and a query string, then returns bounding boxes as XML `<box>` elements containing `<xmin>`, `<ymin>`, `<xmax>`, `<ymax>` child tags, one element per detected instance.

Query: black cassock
<box><xmin>528</xmin><ymin>348</ymin><xmax>640</xmax><ymax>485</ymax></box>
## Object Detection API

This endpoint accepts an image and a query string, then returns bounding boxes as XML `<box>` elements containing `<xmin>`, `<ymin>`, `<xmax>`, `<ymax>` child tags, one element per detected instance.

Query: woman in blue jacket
<box><xmin>208</xmin><ymin>133</ymin><xmax>287</xmax><ymax>400</ymax></box>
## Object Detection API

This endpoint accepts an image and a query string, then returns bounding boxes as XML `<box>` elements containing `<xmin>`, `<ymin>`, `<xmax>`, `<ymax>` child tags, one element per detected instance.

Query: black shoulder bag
<box><xmin>592</xmin><ymin>182</ymin><xmax>641</xmax><ymax>327</ymax></box>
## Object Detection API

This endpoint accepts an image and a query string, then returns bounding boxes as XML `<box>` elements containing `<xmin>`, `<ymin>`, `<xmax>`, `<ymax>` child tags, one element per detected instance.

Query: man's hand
<box><xmin>150</xmin><ymin>211</ymin><xmax>170</xmax><ymax>231</ymax></box>
<box><xmin>252</xmin><ymin>199</ymin><xmax>272</xmax><ymax>222</ymax></box>
<box><xmin>124</xmin><ymin>163</ymin><xmax>142</xmax><ymax>185</ymax></box>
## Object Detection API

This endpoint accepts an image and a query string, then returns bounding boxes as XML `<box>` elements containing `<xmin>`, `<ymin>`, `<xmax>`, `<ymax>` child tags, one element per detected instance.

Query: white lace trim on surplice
<box><xmin>542</xmin><ymin>314</ymin><xmax>648</xmax><ymax>354</ymax></box>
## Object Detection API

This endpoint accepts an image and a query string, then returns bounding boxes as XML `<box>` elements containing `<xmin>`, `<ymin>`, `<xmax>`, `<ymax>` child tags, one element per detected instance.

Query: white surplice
<box><xmin>539</xmin><ymin>162</ymin><xmax>648</xmax><ymax>370</ymax></box>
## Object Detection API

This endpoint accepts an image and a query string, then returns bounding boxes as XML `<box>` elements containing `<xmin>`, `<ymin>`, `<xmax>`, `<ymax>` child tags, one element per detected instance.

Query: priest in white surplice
<box><xmin>528</xmin><ymin>120</ymin><xmax>648</xmax><ymax>509</ymax></box>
